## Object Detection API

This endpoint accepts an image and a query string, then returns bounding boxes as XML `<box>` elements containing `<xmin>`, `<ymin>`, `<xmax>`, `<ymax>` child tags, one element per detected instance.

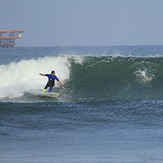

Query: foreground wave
<box><xmin>0</xmin><ymin>55</ymin><xmax>163</xmax><ymax>102</ymax></box>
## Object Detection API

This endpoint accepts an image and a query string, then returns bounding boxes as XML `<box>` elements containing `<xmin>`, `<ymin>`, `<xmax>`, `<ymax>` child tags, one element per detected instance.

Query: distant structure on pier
<box><xmin>0</xmin><ymin>30</ymin><xmax>24</xmax><ymax>47</ymax></box>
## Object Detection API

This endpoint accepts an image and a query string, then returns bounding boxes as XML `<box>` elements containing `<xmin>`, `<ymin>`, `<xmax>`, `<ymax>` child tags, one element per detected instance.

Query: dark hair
<box><xmin>51</xmin><ymin>70</ymin><xmax>55</xmax><ymax>74</ymax></box>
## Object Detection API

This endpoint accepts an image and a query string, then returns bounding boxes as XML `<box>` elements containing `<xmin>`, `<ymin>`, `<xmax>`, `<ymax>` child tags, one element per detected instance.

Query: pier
<box><xmin>0</xmin><ymin>30</ymin><xmax>24</xmax><ymax>47</ymax></box>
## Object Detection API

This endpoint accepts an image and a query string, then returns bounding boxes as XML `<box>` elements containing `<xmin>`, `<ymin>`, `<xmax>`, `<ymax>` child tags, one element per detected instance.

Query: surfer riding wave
<box><xmin>39</xmin><ymin>70</ymin><xmax>64</xmax><ymax>93</ymax></box>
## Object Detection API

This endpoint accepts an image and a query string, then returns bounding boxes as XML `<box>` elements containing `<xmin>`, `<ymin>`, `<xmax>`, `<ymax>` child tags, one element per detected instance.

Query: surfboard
<box><xmin>37</xmin><ymin>92</ymin><xmax>60</xmax><ymax>98</ymax></box>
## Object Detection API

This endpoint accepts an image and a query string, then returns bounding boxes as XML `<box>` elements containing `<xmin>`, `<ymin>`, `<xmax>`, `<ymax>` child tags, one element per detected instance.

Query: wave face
<box><xmin>68</xmin><ymin>56</ymin><xmax>163</xmax><ymax>101</ymax></box>
<box><xmin>1</xmin><ymin>54</ymin><xmax>163</xmax><ymax>102</ymax></box>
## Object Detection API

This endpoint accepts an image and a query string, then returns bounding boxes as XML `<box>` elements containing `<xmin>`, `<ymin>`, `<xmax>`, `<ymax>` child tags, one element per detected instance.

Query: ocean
<box><xmin>0</xmin><ymin>46</ymin><xmax>163</xmax><ymax>163</ymax></box>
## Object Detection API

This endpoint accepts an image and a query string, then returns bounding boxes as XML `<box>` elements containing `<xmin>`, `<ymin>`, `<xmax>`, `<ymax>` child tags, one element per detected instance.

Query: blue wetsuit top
<box><xmin>45</xmin><ymin>74</ymin><xmax>59</xmax><ymax>86</ymax></box>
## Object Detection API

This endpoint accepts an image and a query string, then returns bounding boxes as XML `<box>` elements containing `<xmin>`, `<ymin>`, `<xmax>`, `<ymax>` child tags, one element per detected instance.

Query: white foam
<box><xmin>133</xmin><ymin>69</ymin><xmax>154</xmax><ymax>82</ymax></box>
<box><xmin>0</xmin><ymin>55</ymin><xmax>83</xmax><ymax>98</ymax></box>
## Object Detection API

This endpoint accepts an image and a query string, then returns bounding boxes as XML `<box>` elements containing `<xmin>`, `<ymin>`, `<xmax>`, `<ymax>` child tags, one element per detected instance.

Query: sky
<box><xmin>0</xmin><ymin>0</ymin><xmax>163</xmax><ymax>46</ymax></box>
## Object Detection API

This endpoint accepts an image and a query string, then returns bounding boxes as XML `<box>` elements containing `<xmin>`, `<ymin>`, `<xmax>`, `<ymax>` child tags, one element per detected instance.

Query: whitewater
<box><xmin>0</xmin><ymin>46</ymin><xmax>163</xmax><ymax>163</ymax></box>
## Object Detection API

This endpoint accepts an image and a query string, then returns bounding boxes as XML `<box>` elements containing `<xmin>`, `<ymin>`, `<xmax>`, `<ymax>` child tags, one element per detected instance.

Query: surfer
<box><xmin>39</xmin><ymin>70</ymin><xmax>64</xmax><ymax>93</ymax></box>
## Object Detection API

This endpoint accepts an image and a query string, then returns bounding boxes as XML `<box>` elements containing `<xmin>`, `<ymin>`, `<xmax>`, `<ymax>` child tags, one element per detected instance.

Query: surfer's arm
<box><xmin>57</xmin><ymin>80</ymin><xmax>64</xmax><ymax>88</ymax></box>
<box><xmin>39</xmin><ymin>73</ymin><xmax>45</xmax><ymax>76</ymax></box>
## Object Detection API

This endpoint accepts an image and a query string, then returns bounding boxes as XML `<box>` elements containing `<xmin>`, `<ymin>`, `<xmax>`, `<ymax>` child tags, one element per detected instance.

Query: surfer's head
<box><xmin>51</xmin><ymin>70</ymin><xmax>55</xmax><ymax>76</ymax></box>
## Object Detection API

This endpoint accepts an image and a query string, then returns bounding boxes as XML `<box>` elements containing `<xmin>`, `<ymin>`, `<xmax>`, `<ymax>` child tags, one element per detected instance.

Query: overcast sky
<box><xmin>0</xmin><ymin>0</ymin><xmax>163</xmax><ymax>46</ymax></box>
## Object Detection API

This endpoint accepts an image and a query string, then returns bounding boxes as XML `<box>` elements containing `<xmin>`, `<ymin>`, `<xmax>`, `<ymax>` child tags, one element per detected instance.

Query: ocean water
<box><xmin>0</xmin><ymin>46</ymin><xmax>163</xmax><ymax>163</ymax></box>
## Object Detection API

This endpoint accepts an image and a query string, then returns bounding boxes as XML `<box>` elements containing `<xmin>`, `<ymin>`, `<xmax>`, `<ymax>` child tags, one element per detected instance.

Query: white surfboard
<box><xmin>38</xmin><ymin>92</ymin><xmax>60</xmax><ymax>98</ymax></box>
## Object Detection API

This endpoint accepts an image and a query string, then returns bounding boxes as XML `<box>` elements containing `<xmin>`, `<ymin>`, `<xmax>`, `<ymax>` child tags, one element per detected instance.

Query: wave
<box><xmin>0</xmin><ymin>55</ymin><xmax>163</xmax><ymax>101</ymax></box>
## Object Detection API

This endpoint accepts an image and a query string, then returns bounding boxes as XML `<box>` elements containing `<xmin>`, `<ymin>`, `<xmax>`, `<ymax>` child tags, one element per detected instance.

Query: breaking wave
<box><xmin>0</xmin><ymin>55</ymin><xmax>163</xmax><ymax>101</ymax></box>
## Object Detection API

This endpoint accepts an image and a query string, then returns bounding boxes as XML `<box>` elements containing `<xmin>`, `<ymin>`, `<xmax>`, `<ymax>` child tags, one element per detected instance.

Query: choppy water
<box><xmin>0</xmin><ymin>46</ymin><xmax>163</xmax><ymax>163</ymax></box>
